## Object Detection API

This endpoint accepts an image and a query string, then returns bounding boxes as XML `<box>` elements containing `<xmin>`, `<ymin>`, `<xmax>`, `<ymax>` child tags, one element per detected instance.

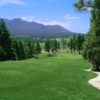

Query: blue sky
<box><xmin>0</xmin><ymin>0</ymin><xmax>91</xmax><ymax>33</ymax></box>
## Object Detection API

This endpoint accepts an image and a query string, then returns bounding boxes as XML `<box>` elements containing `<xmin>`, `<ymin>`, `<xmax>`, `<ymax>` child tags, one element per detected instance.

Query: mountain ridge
<box><xmin>4</xmin><ymin>18</ymin><xmax>77</xmax><ymax>38</ymax></box>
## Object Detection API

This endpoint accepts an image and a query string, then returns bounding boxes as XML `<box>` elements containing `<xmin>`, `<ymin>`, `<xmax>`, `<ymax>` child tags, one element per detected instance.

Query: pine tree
<box><xmin>75</xmin><ymin>0</ymin><xmax>100</xmax><ymax>71</ymax></box>
<box><xmin>73</xmin><ymin>35</ymin><xmax>76</xmax><ymax>53</ymax></box>
<box><xmin>68</xmin><ymin>38</ymin><xmax>74</xmax><ymax>53</ymax></box>
<box><xmin>13</xmin><ymin>40</ymin><xmax>21</xmax><ymax>60</ymax></box>
<box><xmin>19</xmin><ymin>41</ymin><xmax>26</xmax><ymax>60</ymax></box>
<box><xmin>27</xmin><ymin>41</ymin><xmax>34</xmax><ymax>58</ymax></box>
<box><xmin>61</xmin><ymin>39</ymin><xmax>67</xmax><ymax>50</ymax></box>
<box><xmin>76</xmin><ymin>34</ymin><xmax>83</xmax><ymax>54</ymax></box>
<box><xmin>57</xmin><ymin>41</ymin><xmax>60</xmax><ymax>50</ymax></box>
<box><xmin>45</xmin><ymin>39</ymin><xmax>51</xmax><ymax>55</ymax></box>
<box><xmin>0</xmin><ymin>46</ymin><xmax>6</xmax><ymax>61</ymax></box>
<box><xmin>0</xmin><ymin>19</ymin><xmax>12</xmax><ymax>60</ymax></box>
<box><xmin>51</xmin><ymin>39</ymin><xmax>58</xmax><ymax>53</ymax></box>
<box><xmin>35</xmin><ymin>41</ymin><xmax>41</xmax><ymax>58</ymax></box>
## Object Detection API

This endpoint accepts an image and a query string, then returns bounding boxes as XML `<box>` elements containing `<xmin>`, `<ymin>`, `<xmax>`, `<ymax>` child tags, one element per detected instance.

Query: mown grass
<box><xmin>0</xmin><ymin>53</ymin><xmax>100</xmax><ymax>100</ymax></box>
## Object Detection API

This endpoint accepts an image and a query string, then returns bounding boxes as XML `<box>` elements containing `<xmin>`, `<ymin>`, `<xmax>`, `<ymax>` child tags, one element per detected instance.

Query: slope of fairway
<box><xmin>0</xmin><ymin>53</ymin><xmax>100</xmax><ymax>100</ymax></box>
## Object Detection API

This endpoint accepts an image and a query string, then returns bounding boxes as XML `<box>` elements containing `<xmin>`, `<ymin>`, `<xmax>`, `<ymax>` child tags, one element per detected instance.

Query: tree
<box><xmin>73</xmin><ymin>35</ymin><xmax>76</xmax><ymax>53</ymax></box>
<box><xmin>51</xmin><ymin>39</ymin><xmax>58</xmax><ymax>53</ymax></box>
<box><xmin>45</xmin><ymin>39</ymin><xmax>51</xmax><ymax>55</ymax></box>
<box><xmin>19</xmin><ymin>41</ymin><xmax>26</xmax><ymax>60</ymax></box>
<box><xmin>35</xmin><ymin>41</ymin><xmax>41</xmax><ymax>58</ymax></box>
<box><xmin>81</xmin><ymin>35</ymin><xmax>85</xmax><ymax>50</ymax></box>
<box><xmin>57</xmin><ymin>41</ymin><xmax>60</xmax><ymax>50</ymax></box>
<box><xmin>68</xmin><ymin>34</ymin><xmax>85</xmax><ymax>53</ymax></box>
<box><xmin>75</xmin><ymin>0</ymin><xmax>100</xmax><ymax>71</ymax></box>
<box><xmin>13</xmin><ymin>41</ymin><xmax>26</xmax><ymax>60</ymax></box>
<box><xmin>27</xmin><ymin>41</ymin><xmax>34</xmax><ymax>58</ymax></box>
<box><xmin>61</xmin><ymin>38</ymin><xmax>67</xmax><ymax>50</ymax></box>
<box><xmin>68</xmin><ymin>38</ymin><xmax>74</xmax><ymax>53</ymax></box>
<box><xmin>76</xmin><ymin>34</ymin><xmax>84</xmax><ymax>54</ymax></box>
<box><xmin>0</xmin><ymin>19</ymin><xmax>12</xmax><ymax>60</ymax></box>
<box><xmin>0</xmin><ymin>46</ymin><xmax>6</xmax><ymax>61</ymax></box>
<box><xmin>12</xmin><ymin>40</ymin><xmax>21</xmax><ymax>60</ymax></box>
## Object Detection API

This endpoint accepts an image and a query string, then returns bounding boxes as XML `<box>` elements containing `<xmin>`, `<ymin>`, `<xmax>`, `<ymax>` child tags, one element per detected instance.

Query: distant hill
<box><xmin>4</xmin><ymin>18</ymin><xmax>77</xmax><ymax>38</ymax></box>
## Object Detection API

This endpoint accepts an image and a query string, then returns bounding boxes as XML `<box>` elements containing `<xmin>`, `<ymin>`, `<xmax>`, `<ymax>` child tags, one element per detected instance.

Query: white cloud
<box><xmin>64</xmin><ymin>14</ymin><xmax>80</xmax><ymax>20</ymax></box>
<box><xmin>20</xmin><ymin>16</ymin><xmax>35</xmax><ymax>22</ymax></box>
<box><xmin>0</xmin><ymin>0</ymin><xmax>25</xmax><ymax>5</ymax></box>
<box><xmin>36</xmin><ymin>20</ymin><xmax>71</xmax><ymax>29</ymax></box>
<box><xmin>20</xmin><ymin>16</ymin><xmax>72</xmax><ymax>29</ymax></box>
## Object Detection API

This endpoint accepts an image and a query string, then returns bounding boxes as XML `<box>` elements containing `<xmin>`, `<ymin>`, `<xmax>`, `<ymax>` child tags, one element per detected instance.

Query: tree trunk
<box><xmin>95</xmin><ymin>64</ymin><xmax>100</xmax><ymax>71</ymax></box>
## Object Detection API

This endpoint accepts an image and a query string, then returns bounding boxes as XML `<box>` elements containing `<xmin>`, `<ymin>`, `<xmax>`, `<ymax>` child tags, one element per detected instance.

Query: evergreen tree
<box><xmin>75</xmin><ymin>0</ymin><xmax>100</xmax><ymax>71</ymax></box>
<box><xmin>45</xmin><ymin>39</ymin><xmax>51</xmax><ymax>55</ymax></box>
<box><xmin>19</xmin><ymin>41</ymin><xmax>26</xmax><ymax>60</ymax></box>
<box><xmin>73</xmin><ymin>35</ymin><xmax>76</xmax><ymax>53</ymax></box>
<box><xmin>51</xmin><ymin>39</ymin><xmax>58</xmax><ymax>53</ymax></box>
<box><xmin>57</xmin><ymin>41</ymin><xmax>60</xmax><ymax>50</ymax></box>
<box><xmin>27</xmin><ymin>41</ymin><xmax>34</xmax><ymax>58</ymax></box>
<box><xmin>0</xmin><ymin>46</ymin><xmax>6</xmax><ymax>61</ymax></box>
<box><xmin>13</xmin><ymin>40</ymin><xmax>21</xmax><ymax>60</ymax></box>
<box><xmin>61</xmin><ymin>39</ymin><xmax>67</xmax><ymax>50</ymax></box>
<box><xmin>0</xmin><ymin>19</ymin><xmax>12</xmax><ymax>60</ymax></box>
<box><xmin>35</xmin><ymin>41</ymin><xmax>41</xmax><ymax>58</ymax></box>
<box><xmin>76</xmin><ymin>34</ymin><xmax>83</xmax><ymax>54</ymax></box>
<box><xmin>68</xmin><ymin>38</ymin><xmax>74</xmax><ymax>53</ymax></box>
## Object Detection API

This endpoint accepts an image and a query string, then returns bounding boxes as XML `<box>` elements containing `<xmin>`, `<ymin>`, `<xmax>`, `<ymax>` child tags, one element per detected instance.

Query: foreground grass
<box><xmin>0</xmin><ymin>53</ymin><xmax>100</xmax><ymax>100</ymax></box>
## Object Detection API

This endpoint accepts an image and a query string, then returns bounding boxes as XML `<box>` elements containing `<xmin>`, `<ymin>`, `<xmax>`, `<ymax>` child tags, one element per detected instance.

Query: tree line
<box><xmin>68</xmin><ymin>34</ymin><xmax>85</xmax><ymax>54</ymax></box>
<box><xmin>0</xmin><ymin>19</ymin><xmax>64</xmax><ymax>61</ymax></box>
<box><xmin>0</xmin><ymin>18</ymin><xmax>86</xmax><ymax>61</ymax></box>
<box><xmin>0</xmin><ymin>19</ymin><xmax>42</xmax><ymax>61</ymax></box>
<box><xmin>45</xmin><ymin>39</ymin><xmax>60</xmax><ymax>56</ymax></box>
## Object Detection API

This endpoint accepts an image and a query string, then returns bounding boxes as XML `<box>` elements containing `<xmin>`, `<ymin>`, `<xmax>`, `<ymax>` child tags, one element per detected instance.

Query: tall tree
<box><xmin>0</xmin><ymin>19</ymin><xmax>12</xmax><ymax>60</ymax></box>
<box><xmin>73</xmin><ymin>35</ymin><xmax>76</xmax><ymax>53</ymax></box>
<box><xmin>45</xmin><ymin>39</ymin><xmax>51</xmax><ymax>55</ymax></box>
<box><xmin>0</xmin><ymin>46</ymin><xmax>6</xmax><ymax>61</ymax></box>
<box><xmin>76</xmin><ymin>34</ymin><xmax>83</xmax><ymax>54</ymax></box>
<box><xmin>61</xmin><ymin>38</ymin><xmax>67</xmax><ymax>50</ymax></box>
<box><xmin>51</xmin><ymin>39</ymin><xmax>58</xmax><ymax>52</ymax></box>
<box><xmin>27</xmin><ymin>41</ymin><xmax>34</xmax><ymax>58</ymax></box>
<box><xmin>35</xmin><ymin>41</ymin><xmax>41</xmax><ymax>58</ymax></box>
<box><xmin>20</xmin><ymin>41</ymin><xmax>26</xmax><ymax>60</ymax></box>
<box><xmin>68</xmin><ymin>38</ymin><xmax>74</xmax><ymax>53</ymax></box>
<box><xmin>75</xmin><ymin>0</ymin><xmax>100</xmax><ymax>71</ymax></box>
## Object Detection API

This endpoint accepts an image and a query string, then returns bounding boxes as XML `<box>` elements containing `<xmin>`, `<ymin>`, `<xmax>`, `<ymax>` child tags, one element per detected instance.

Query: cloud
<box><xmin>36</xmin><ymin>20</ymin><xmax>71</xmax><ymax>29</ymax></box>
<box><xmin>20</xmin><ymin>16</ymin><xmax>72</xmax><ymax>29</ymax></box>
<box><xmin>64</xmin><ymin>14</ymin><xmax>80</xmax><ymax>20</ymax></box>
<box><xmin>0</xmin><ymin>0</ymin><xmax>25</xmax><ymax>5</ymax></box>
<box><xmin>20</xmin><ymin>16</ymin><xmax>35</xmax><ymax>22</ymax></box>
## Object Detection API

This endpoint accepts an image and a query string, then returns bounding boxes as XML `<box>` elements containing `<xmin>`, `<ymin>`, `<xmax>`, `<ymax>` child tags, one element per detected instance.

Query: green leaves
<box><xmin>74</xmin><ymin>0</ymin><xmax>85</xmax><ymax>11</ymax></box>
<box><xmin>74</xmin><ymin>0</ymin><xmax>93</xmax><ymax>11</ymax></box>
<box><xmin>74</xmin><ymin>0</ymin><xmax>100</xmax><ymax>70</ymax></box>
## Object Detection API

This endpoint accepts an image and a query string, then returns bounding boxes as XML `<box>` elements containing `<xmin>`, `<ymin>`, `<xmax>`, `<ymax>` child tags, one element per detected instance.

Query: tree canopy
<box><xmin>75</xmin><ymin>0</ymin><xmax>100</xmax><ymax>71</ymax></box>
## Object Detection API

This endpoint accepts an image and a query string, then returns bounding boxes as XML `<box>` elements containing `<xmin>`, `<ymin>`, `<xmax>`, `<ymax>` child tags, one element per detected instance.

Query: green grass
<box><xmin>0</xmin><ymin>53</ymin><xmax>100</xmax><ymax>100</ymax></box>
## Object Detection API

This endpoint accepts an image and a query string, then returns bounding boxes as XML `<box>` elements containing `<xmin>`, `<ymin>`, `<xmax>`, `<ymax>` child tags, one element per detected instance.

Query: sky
<box><xmin>0</xmin><ymin>0</ymin><xmax>91</xmax><ymax>33</ymax></box>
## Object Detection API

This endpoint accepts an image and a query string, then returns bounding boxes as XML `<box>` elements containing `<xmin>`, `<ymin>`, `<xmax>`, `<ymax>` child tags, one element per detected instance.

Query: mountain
<box><xmin>4</xmin><ymin>18</ymin><xmax>76</xmax><ymax>38</ymax></box>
